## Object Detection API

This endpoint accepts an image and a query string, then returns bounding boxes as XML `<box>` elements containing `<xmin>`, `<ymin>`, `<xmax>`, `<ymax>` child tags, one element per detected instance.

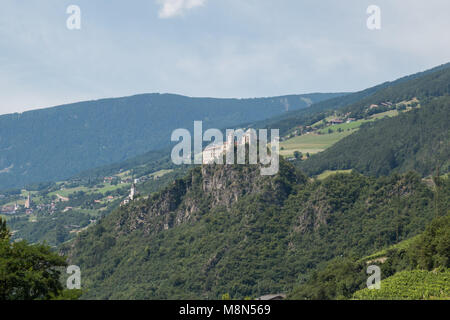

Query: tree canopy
<box><xmin>0</xmin><ymin>217</ymin><xmax>68</xmax><ymax>300</ymax></box>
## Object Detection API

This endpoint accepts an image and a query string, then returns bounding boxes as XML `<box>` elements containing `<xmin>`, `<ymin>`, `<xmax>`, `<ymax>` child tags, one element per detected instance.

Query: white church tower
<box><xmin>129</xmin><ymin>183</ymin><xmax>136</xmax><ymax>201</ymax></box>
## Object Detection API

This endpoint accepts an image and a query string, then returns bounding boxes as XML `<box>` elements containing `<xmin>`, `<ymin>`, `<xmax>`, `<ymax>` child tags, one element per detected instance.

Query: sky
<box><xmin>0</xmin><ymin>0</ymin><xmax>449</xmax><ymax>115</ymax></box>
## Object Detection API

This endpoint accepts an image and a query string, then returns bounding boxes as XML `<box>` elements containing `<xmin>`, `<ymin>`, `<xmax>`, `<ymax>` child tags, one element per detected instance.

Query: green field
<box><xmin>370</xmin><ymin>109</ymin><xmax>399</xmax><ymax>119</ymax></box>
<box><xmin>316</xmin><ymin>169</ymin><xmax>353</xmax><ymax>180</ymax></box>
<box><xmin>280</xmin><ymin>109</ymin><xmax>407</xmax><ymax>158</ymax></box>
<box><xmin>317</xmin><ymin>120</ymin><xmax>370</xmax><ymax>134</ymax></box>
<box><xmin>95</xmin><ymin>183</ymin><xmax>130</xmax><ymax>194</ymax></box>
<box><xmin>47</xmin><ymin>183</ymin><xmax>128</xmax><ymax>199</ymax></box>
<box><xmin>353</xmin><ymin>269</ymin><xmax>450</xmax><ymax>300</ymax></box>
<box><xmin>311</xmin><ymin>115</ymin><xmax>336</xmax><ymax>128</ymax></box>
<box><xmin>316</xmin><ymin>111</ymin><xmax>399</xmax><ymax>134</ymax></box>
<box><xmin>361</xmin><ymin>235</ymin><xmax>420</xmax><ymax>262</ymax></box>
<box><xmin>149</xmin><ymin>169</ymin><xmax>173</xmax><ymax>179</ymax></box>
<box><xmin>116</xmin><ymin>170</ymin><xmax>131</xmax><ymax>178</ymax></box>
<box><xmin>280</xmin><ymin>131</ymin><xmax>354</xmax><ymax>157</ymax></box>
<box><xmin>48</xmin><ymin>186</ymin><xmax>90</xmax><ymax>198</ymax></box>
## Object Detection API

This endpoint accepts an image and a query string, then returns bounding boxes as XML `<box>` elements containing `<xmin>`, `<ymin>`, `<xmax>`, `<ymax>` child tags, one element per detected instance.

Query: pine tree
<box><xmin>0</xmin><ymin>217</ymin><xmax>10</xmax><ymax>240</ymax></box>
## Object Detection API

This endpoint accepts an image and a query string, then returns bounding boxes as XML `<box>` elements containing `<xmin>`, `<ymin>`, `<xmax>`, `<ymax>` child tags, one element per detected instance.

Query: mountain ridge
<box><xmin>0</xmin><ymin>92</ymin><xmax>343</xmax><ymax>190</ymax></box>
<box><xmin>248</xmin><ymin>62</ymin><xmax>450</xmax><ymax>135</ymax></box>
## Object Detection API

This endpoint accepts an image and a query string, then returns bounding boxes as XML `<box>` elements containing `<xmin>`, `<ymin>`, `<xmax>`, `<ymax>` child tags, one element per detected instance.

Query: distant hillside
<box><xmin>250</xmin><ymin>62</ymin><xmax>450</xmax><ymax>136</ymax></box>
<box><xmin>342</xmin><ymin>63</ymin><xmax>450</xmax><ymax>118</ymax></box>
<box><xmin>0</xmin><ymin>142</ymin><xmax>188</xmax><ymax>247</ymax></box>
<box><xmin>0</xmin><ymin>92</ymin><xmax>343</xmax><ymax>190</ymax></box>
<box><xmin>298</xmin><ymin>95</ymin><xmax>450</xmax><ymax>177</ymax></box>
<box><xmin>74</xmin><ymin>148</ymin><xmax>174</xmax><ymax>181</ymax></box>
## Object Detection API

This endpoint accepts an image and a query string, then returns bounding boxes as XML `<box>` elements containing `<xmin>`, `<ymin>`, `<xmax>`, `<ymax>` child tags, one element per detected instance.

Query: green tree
<box><xmin>0</xmin><ymin>217</ymin><xmax>10</xmax><ymax>240</ymax></box>
<box><xmin>0</xmin><ymin>217</ymin><xmax>68</xmax><ymax>300</ymax></box>
<box><xmin>409</xmin><ymin>215</ymin><xmax>450</xmax><ymax>270</ymax></box>
<box><xmin>293</xmin><ymin>151</ymin><xmax>303</xmax><ymax>160</ymax></box>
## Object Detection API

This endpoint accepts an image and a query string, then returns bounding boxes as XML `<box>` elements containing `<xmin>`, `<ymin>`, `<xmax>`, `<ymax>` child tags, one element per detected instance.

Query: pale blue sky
<box><xmin>1</xmin><ymin>0</ymin><xmax>449</xmax><ymax>115</ymax></box>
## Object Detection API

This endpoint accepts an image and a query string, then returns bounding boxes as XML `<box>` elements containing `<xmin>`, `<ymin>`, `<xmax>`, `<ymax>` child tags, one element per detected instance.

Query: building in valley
<box><xmin>25</xmin><ymin>193</ymin><xmax>31</xmax><ymax>209</ymax></box>
<box><xmin>121</xmin><ymin>182</ymin><xmax>138</xmax><ymax>206</ymax></box>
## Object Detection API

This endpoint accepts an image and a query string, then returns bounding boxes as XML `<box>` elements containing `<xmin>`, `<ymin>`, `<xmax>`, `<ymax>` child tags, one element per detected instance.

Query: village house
<box><xmin>1</xmin><ymin>205</ymin><xmax>17</xmax><ymax>215</ymax></box>
<box><xmin>103</xmin><ymin>176</ymin><xmax>114</xmax><ymax>183</ymax></box>
<box><xmin>120</xmin><ymin>183</ymin><xmax>137</xmax><ymax>206</ymax></box>
<box><xmin>329</xmin><ymin>118</ymin><xmax>344</xmax><ymax>125</ymax></box>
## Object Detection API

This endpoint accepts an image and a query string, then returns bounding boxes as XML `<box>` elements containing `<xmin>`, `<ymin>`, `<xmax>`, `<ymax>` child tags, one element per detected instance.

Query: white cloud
<box><xmin>157</xmin><ymin>0</ymin><xmax>206</xmax><ymax>18</ymax></box>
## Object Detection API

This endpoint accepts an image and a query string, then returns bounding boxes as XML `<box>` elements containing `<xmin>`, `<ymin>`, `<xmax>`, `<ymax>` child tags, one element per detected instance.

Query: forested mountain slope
<box><xmin>0</xmin><ymin>92</ymin><xmax>342</xmax><ymax>190</ymax></box>
<box><xmin>289</xmin><ymin>192</ymin><xmax>450</xmax><ymax>300</ymax></box>
<box><xmin>298</xmin><ymin>95</ymin><xmax>450</xmax><ymax>177</ymax></box>
<box><xmin>65</xmin><ymin>160</ymin><xmax>441</xmax><ymax>299</ymax></box>
<box><xmin>353</xmin><ymin>212</ymin><xmax>450</xmax><ymax>300</ymax></box>
<box><xmin>250</xmin><ymin>62</ymin><xmax>450</xmax><ymax>136</ymax></box>
<box><xmin>342</xmin><ymin>64</ymin><xmax>450</xmax><ymax>118</ymax></box>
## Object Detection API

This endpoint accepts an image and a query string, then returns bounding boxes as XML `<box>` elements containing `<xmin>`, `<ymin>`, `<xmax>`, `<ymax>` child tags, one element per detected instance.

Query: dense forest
<box><xmin>64</xmin><ymin>158</ymin><xmax>447</xmax><ymax>299</ymax></box>
<box><xmin>0</xmin><ymin>217</ymin><xmax>82</xmax><ymax>300</ymax></box>
<box><xmin>290</xmin><ymin>202</ymin><xmax>450</xmax><ymax>300</ymax></box>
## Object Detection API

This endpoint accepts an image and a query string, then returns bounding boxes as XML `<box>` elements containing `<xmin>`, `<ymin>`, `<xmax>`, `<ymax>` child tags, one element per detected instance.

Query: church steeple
<box><xmin>129</xmin><ymin>183</ymin><xmax>136</xmax><ymax>200</ymax></box>
<box><xmin>25</xmin><ymin>192</ymin><xmax>31</xmax><ymax>209</ymax></box>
